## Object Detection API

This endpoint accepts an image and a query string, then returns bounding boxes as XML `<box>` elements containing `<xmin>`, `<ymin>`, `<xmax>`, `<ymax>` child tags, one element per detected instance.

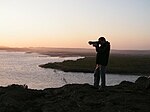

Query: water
<box><xmin>0</xmin><ymin>51</ymin><xmax>140</xmax><ymax>89</ymax></box>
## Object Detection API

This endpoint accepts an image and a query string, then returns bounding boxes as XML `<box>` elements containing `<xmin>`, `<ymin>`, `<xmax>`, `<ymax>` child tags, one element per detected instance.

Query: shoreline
<box><xmin>39</xmin><ymin>56</ymin><xmax>150</xmax><ymax>76</ymax></box>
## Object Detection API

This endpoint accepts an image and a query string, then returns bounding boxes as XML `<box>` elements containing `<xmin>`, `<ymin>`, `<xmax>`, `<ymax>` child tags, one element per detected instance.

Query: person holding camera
<box><xmin>89</xmin><ymin>37</ymin><xmax>110</xmax><ymax>89</ymax></box>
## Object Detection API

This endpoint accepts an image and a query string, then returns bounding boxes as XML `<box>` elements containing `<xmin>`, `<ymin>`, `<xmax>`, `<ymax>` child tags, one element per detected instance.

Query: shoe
<box><xmin>98</xmin><ymin>86</ymin><xmax>105</xmax><ymax>92</ymax></box>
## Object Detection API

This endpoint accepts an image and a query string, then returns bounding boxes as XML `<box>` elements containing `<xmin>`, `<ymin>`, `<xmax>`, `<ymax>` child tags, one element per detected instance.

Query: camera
<box><xmin>88</xmin><ymin>41</ymin><xmax>99</xmax><ymax>45</ymax></box>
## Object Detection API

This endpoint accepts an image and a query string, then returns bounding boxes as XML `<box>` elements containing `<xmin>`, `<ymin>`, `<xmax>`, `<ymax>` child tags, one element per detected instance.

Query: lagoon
<box><xmin>0</xmin><ymin>51</ymin><xmax>140</xmax><ymax>89</ymax></box>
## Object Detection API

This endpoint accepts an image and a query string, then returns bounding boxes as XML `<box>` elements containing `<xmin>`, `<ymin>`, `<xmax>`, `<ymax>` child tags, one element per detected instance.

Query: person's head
<box><xmin>98</xmin><ymin>37</ymin><xmax>106</xmax><ymax>44</ymax></box>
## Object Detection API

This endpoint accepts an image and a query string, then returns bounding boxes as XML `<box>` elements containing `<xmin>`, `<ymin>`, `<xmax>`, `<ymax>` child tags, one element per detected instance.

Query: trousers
<box><xmin>94</xmin><ymin>65</ymin><xmax>106</xmax><ymax>88</ymax></box>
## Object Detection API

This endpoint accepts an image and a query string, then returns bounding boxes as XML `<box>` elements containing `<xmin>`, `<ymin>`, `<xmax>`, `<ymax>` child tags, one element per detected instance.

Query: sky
<box><xmin>0</xmin><ymin>0</ymin><xmax>150</xmax><ymax>50</ymax></box>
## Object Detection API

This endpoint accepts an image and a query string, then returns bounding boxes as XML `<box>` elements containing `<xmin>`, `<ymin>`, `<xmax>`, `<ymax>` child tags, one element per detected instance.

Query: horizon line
<box><xmin>0</xmin><ymin>46</ymin><xmax>150</xmax><ymax>51</ymax></box>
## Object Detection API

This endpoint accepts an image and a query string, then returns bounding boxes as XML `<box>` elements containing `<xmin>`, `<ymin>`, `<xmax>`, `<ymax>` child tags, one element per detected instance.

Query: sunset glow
<box><xmin>0</xmin><ymin>0</ymin><xmax>150</xmax><ymax>50</ymax></box>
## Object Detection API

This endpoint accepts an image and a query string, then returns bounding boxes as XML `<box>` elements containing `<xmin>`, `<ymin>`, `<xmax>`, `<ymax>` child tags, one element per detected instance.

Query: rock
<box><xmin>119</xmin><ymin>81</ymin><xmax>134</xmax><ymax>87</ymax></box>
<box><xmin>0</xmin><ymin>77</ymin><xmax>150</xmax><ymax>112</ymax></box>
<box><xmin>135</xmin><ymin>76</ymin><xmax>150</xmax><ymax>89</ymax></box>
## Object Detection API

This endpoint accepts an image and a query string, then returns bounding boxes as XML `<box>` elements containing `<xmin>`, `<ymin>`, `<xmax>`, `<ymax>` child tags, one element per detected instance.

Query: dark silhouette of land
<box><xmin>0</xmin><ymin>76</ymin><xmax>150</xmax><ymax>112</ymax></box>
<box><xmin>39</xmin><ymin>55</ymin><xmax>150</xmax><ymax>75</ymax></box>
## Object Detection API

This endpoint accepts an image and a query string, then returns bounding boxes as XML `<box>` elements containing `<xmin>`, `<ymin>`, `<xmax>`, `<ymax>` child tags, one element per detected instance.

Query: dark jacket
<box><xmin>96</xmin><ymin>41</ymin><xmax>110</xmax><ymax>66</ymax></box>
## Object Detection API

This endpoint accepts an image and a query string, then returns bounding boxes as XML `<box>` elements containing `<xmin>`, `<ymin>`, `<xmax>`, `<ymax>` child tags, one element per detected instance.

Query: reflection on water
<box><xmin>0</xmin><ymin>51</ymin><xmax>140</xmax><ymax>89</ymax></box>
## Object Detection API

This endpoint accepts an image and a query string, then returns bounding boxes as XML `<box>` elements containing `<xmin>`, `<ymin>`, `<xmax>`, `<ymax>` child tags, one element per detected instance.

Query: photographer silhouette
<box><xmin>89</xmin><ymin>37</ymin><xmax>110</xmax><ymax>89</ymax></box>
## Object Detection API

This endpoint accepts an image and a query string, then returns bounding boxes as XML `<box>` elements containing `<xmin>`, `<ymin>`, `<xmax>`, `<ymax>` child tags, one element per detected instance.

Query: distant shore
<box><xmin>1</xmin><ymin>47</ymin><xmax>150</xmax><ymax>57</ymax></box>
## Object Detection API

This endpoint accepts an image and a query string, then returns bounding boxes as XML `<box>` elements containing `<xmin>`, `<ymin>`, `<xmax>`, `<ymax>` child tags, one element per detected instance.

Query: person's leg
<box><xmin>100</xmin><ymin>66</ymin><xmax>106</xmax><ymax>87</ymax></box>
<box><xmin>94</xmin><ymin>66</ymin><xmax>100</xmax><ymax>88</ymax></box>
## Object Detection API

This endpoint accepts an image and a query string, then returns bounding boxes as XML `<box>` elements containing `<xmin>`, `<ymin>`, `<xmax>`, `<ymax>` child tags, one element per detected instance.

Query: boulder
<box><xmin>135</xmin><ymin>76</ymin><xmax>150</xmax><ymax>89</ymax></box>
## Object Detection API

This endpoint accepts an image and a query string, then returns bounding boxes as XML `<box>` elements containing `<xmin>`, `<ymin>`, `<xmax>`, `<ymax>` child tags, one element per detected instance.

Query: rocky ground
<box><xmin>0</xmin><ymin>76</ymin><xmax>150</xmax><ymax>112</ymax></box>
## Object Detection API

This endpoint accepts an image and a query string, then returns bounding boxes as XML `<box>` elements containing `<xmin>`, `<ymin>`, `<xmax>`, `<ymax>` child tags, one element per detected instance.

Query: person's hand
<box><xmin>95</xmin><ymin>64</ymin><xmax>101</xmax><ymax>70</ymax></box>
